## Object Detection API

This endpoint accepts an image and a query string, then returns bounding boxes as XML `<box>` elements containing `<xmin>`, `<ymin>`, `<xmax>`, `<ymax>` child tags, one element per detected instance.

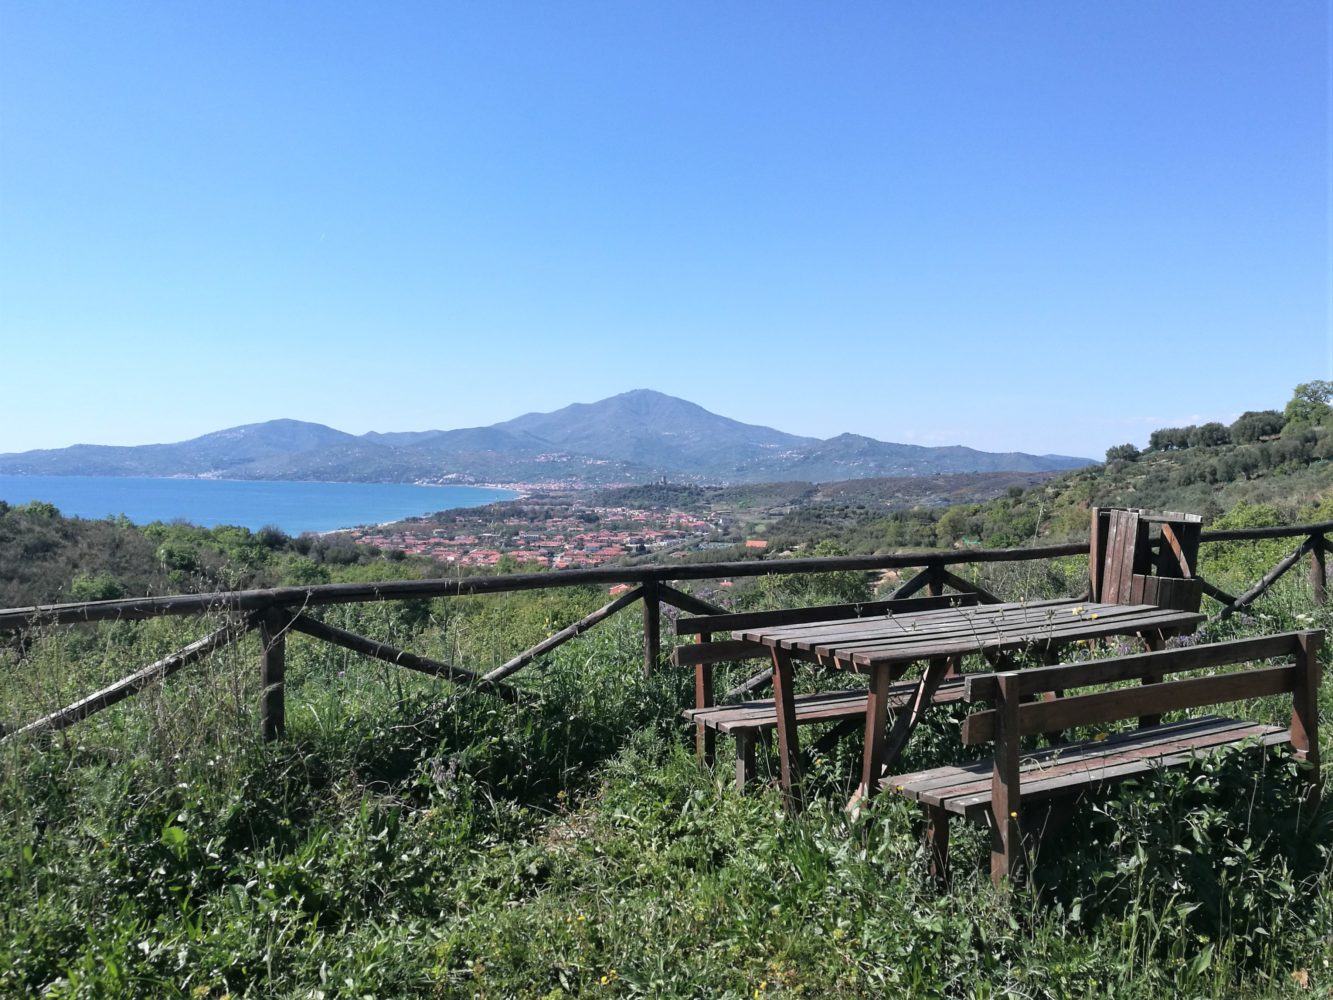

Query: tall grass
<box><xmin>0</xmin><ymin>571</ymin><xmax>1329</xmax><ymax>997</ymax></box>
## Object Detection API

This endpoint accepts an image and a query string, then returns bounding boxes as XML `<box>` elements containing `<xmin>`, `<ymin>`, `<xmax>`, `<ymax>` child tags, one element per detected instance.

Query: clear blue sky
<box><xmin>1</xmin><ymin>2</ymin><xmax>1328</xmax><ymax>460</ymax></box>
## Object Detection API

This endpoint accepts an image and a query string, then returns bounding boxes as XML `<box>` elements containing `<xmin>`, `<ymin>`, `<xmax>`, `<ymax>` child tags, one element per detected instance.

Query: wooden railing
<box><xmin>3</xmin><ymin>519</ymin><xmax>1330</xmax><ymax>744</ymax></box>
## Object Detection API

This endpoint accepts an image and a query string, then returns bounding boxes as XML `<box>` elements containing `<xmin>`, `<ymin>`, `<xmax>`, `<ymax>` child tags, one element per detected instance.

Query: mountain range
<box><xmin>0</xmin><ymin>390</ymin><xmax>1092</xmax><ymax>486</ymax></box>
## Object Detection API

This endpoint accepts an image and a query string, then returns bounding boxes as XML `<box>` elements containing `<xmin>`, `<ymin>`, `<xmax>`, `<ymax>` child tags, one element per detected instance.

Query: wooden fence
<box><xmin>3</xmin><ymin>519</ymin><xmax>1331</xmax><ymax>745</ymax></box>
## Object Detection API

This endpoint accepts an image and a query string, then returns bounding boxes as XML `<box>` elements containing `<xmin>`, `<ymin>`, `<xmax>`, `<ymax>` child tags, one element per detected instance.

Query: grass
<box><xmin>1</xmin><ymin>572</ymin><xmax>1331</xmax><ymax>998</ymax></box>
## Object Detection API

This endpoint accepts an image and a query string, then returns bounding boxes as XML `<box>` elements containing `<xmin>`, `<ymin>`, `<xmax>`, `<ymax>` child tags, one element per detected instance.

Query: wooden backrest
<box><xmin>671</xmin><ymin>592</ymin><xmax>981</xmax><ymax>668</ymax></box>
<box><xmin>960</xmin><ymin>630</ymin><xmax>1323</xmax><ymax>754</ymax></box>
<box><xmin>1090</xmin><ymin>507</ymin><xmax>1203</xmax><ymax>611</ymax></box>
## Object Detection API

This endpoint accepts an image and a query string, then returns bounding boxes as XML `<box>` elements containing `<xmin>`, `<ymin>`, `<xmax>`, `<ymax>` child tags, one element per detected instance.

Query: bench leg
<box><xmin>695</xmin><ymin>659</ymin><xmax>716</xmax><ymax>768</ymax></box>
<box><xmin>925</xmin><ymin>805</ymin><xmax>950</xmax><ymax>883</ymax></box>
<box><xmin>990</xmin><ymin>816</ymin><xmax>1025</xmax><ymax>887</ymax></box>
<box><xmin>696</xmin><ymin>722</ymin><xmax>716</xmax><ymax>770</ymax></box>
<box><xmin>735</xmin><ymin>730</ymin><xmax>757</xmax><ymax>792</ymax></box>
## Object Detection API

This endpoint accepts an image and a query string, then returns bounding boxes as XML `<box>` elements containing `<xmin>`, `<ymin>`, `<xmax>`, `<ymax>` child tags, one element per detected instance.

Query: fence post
<box><xmin>1311</xmin><ymin>532</ymin><xmax>1327</xmax><ymax>606</ymax></box>
<box><xmin>642</xmin><ymin>579</ymin><xmax>661</xmax><ymax>678</ymax></box>
<box><xmin>927</xmin><ymin>563</ymin><xmax>944</xmax><ymax>597</ymax></box>
<box><xmin>259</xmin><ymin>607</ymin><xmax>286</xmax><ymax>741</ymax></box>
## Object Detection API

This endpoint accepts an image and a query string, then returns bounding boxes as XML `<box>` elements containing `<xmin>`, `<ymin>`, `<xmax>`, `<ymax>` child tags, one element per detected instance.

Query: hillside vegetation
<box><xmin>755</xmin><ymin>382</ymin><xmax>1333</xmax><ymax>556</ymax></box>
<box><xmin>2</xmin><ymin>525</ymin><xmax>1330</xmax><ymax>997</ymax></box>
<box><xmin>1</xmin><ymin>384</ymin><xmax>1332</xmax><ymax>997</ymax></box>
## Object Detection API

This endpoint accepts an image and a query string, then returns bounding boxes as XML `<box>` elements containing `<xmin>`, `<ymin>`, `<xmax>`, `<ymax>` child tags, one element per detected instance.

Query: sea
<box><xmin>0</xmin><ymin>475</ymin><xmax>518</xmax><ymax>535</ymax></box>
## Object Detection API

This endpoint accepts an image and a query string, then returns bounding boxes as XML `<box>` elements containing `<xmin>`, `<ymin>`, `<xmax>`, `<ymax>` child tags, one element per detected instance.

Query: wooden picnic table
<box><xmin>732</xmin><ymin>597</ymin><xmax>1206</xmax><ymax>810</ymax></box>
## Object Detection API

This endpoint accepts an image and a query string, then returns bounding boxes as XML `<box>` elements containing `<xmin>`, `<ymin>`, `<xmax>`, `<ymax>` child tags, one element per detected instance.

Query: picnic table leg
<box><xmin>925</xmin><ymin>805</ymin><xmax>950</xmax><ymax>883</ymax></box>
<box><xmin>735</xmin><ymin>730</ymin><xmax>757</xmax><ymax>792</ymax></box>
<box><xmin>856</xmin><ymin>663</ymin><xmax>893</xmax><ymax>806</ymax></box>
<box><xmin>878</xmin><ymin>655</ymin><xmax>956</xmax><ymax>774</ymax></box>
<box><xmin>769</xmin><ymin>647</ymin><xmax>804</xmax><ymax>812</ymax></box>
<box><xmin>694</xmin><ymin>634</ymin><xmax>716</xmax><ymax>768</ymax></box>
<box><xmin>1039</xmin><ymin>646</ymin><xmax>1067</xmax><ymax>745</ymax></box>
<box><xmin>1138</xmin><ymin>631</ymin><xmax>1167</xmax><ymax>728</ymax></box>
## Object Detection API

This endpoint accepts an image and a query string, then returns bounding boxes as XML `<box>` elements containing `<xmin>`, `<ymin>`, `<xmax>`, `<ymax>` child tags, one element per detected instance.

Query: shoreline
<box><xmin>0</xmin><ymin>474</ymin><xmax>523</xmax><ymax>537</ymax></box>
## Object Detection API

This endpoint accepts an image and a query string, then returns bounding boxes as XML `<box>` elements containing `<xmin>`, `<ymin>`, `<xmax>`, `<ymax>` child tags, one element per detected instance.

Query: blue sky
<box><xmin>1</xmin><ymin>3</ymin><xmax>1328</xmax><ymax>460</ymax></box>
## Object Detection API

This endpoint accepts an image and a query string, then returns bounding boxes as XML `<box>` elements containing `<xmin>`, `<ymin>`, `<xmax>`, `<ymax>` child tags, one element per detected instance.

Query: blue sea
<box><xmin>0</xmin><ymin>475</ymin><xmax>518</xmax><ymax>535</ymax></box>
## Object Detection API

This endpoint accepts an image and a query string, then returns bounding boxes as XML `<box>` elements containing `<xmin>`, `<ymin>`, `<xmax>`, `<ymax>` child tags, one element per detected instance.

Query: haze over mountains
<box><xmin>0</xmin><ymin>390</ymin><xmax>1092</xmax><ymax>486</ymax></box>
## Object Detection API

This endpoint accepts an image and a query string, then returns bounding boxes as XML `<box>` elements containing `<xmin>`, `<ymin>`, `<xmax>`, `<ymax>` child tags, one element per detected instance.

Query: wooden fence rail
<box><xmin>3</xmin><ymin>519</ymin><xmax>1331</xmax><ymax>745</ymax></box>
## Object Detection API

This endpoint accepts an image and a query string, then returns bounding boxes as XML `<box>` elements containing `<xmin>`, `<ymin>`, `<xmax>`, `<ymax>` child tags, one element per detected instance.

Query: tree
<box><xmin>69</xmin><ymin>571</ymin><xmax>126</xmax><ymax>602</ymax></box>
<box><xmin>1283</xmin><ymin>380</ymin><xmax>1333</xmax><ymax>434</ymax></box>
<box><xmin>1105</xmin><ymin>443</ymin><xmax>1141</xmax><ymax>463</ymax></box>
<box><xmin>1229</xmin><ymin>409</ymin><xmax>1284</xmax><ymax>443</ymax></box>
<box><xmin>1149</xmin><ymin>427</ymin><xmax>1191</xmax><ymax>451</ymax></box>
<box><xmin>1188</xmin><ymin>422</ymin><xmax>1230</xmax><ymax>448</ymax></box>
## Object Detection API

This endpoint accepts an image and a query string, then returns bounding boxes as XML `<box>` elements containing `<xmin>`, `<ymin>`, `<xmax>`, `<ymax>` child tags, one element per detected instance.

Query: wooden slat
<box><xmin>945</xmin><ymin>725</ymin><xmax>1288</xmax><ymax>817</ymax></box>
<box><xmin>671</xmin><ymin>639</ymin><xmax>769</xmax><ymax>667</ymax></box>
<box><xmin>769</xmin><ymin>606</ymin><xmax>1195</xmax><ymax>669</ymax></box>
<box><xmin>674</xmin><ymin>593</ymin><xmax>975</xmax><ymax>636</ymax></box>
<box><xmin>1133</xmin><ymin>575</ymin><xmax>1203</xmax><ymax>613</ymax></box>
<box><xmin>1103</xmin><ymin>509</ymin><xmax>1144</xmax><ymax>604</ymax></box>
<box><xmin>845</xmin><ymin>608</ymin><xmax>1203</xmax><ymax>668</ymax></box>
<box><xmin>689</xmin><ymin>691</ymin><xmax>869</xmax><ymax>734</ymax></box>
<box><xmin>748</xmin><ymin>599</ymin><xmax>1165</xmax><ymax>648</ymax></box>
<box><xmin>887</xmin><ymin>716</ymin><xmax>1236</xmax><ymax>796</ymax></box>
<box><xmin>685</xmin><ymin>678</ymin><xmax>967</xmax><ymax>733</ymax></box>
<box><xmin>962</xmin><ymin>665</ymin><xmax>1295</xmax><ymax>744</ymax></box>
<box><xmin>738</xmin><ymin>597</ymin><xmax>1081</xmax><ymax>647</ymax></box>
<box><xmin>893</xmin><ymin>716</ymin><xmax>1282</xmax><ymax>813</ymax></box>
<box><xmin>963</xmin><ymin>632</ymin><xmax>1307</xmax><ymax>702</ymax></box>
<box><xmin>908</xmin><ymin>717</ymin><xmax>1257</xmax><ymax>798</ymax></box>
<box><xmin>1089</xmin><ymin>508</ymin><xmax>1109</xmax><ymax>602</ymax></box>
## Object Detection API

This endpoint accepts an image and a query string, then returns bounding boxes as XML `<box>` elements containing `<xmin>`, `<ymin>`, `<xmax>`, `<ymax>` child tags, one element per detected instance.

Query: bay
<box><xmin>0</xmin><ymin>475</ymin><xmax>517</xmax><ymax>535</ymax></box>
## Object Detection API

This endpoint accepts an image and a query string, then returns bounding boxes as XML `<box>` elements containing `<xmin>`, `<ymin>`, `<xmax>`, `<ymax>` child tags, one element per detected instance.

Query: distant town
<box><xmin>345</xmin><ymin>496</ymin><xmax>768</xmax><ymax>571</ymax></box>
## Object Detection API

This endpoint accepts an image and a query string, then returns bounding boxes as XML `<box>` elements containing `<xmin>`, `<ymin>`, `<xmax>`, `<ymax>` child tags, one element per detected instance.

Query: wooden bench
<box><xmin>886</xmin><ymin>630</ymin><xmax>1323</xmax><ymax>885</ymax></box>
<box><xmin>673</xmin><ymin>593</ymin><xmax>980</xmax><ymax>790</ymax></box>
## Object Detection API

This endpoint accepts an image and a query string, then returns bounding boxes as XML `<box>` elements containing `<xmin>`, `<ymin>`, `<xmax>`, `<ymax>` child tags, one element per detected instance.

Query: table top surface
<box><xmin>732</xmin><ymin>597</ymin><xmax>1205</xmax><ymax>669</ymax></box>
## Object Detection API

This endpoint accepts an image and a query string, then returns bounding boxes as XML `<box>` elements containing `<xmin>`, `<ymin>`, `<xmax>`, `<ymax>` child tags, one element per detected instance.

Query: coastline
<box><xmin>0</xmin><ymin>474</ymin><xmax>519</xmax><ymax>536</ymax></box>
